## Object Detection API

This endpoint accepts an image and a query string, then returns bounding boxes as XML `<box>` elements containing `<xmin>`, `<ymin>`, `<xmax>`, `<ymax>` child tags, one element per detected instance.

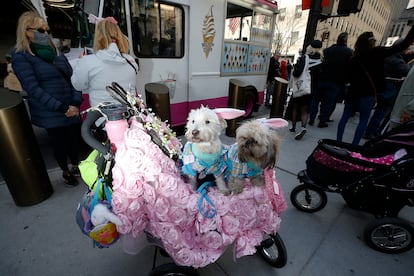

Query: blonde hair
<box><xmin>15</xmin><ymin>11</ymin><xmax>46</xmax><ymax>53</ymax></box>
<box><xmin>93</xmin><ymin>18</ymin><xmax>129</xmax><ymax>53</ymax></box>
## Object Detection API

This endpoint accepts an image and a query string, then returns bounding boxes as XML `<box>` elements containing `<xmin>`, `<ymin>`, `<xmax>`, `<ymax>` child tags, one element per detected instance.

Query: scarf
<box><xmin>30</xmin><ymin>43</ymin><xmax>56</xmax><ymax>62</ymax></box>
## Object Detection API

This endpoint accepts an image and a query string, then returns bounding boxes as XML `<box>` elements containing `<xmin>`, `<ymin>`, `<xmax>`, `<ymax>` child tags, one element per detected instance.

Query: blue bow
<box><xmin>197</xmin><ymin>181</ymin><xmax>217</xmax><ymax>219</ymax></box>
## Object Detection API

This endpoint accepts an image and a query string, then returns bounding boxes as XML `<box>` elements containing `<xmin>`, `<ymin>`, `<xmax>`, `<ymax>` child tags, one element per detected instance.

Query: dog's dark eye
<box><xmin>205</xmin><ymin>120</ymin><xmax>210</xmax><ymax>124</ymax></box>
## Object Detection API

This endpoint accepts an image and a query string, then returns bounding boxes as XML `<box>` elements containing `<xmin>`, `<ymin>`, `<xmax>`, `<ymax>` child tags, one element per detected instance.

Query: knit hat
<box><xmin>310</xmin><ymin>39</ymin><xmax>322</xmax><ymax>49</ymax></box>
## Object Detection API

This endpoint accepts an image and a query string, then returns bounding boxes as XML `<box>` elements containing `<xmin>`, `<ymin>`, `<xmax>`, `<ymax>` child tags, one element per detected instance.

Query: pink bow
<box><xmin>88</xmin><ymin>14</ymin><xmax>118</xmax><ymax>25</ymax></box>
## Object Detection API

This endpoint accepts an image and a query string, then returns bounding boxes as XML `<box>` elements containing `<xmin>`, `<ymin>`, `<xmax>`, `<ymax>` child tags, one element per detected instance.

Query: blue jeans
<box><xmin>337</xmin><ymin>96</ymin><xmax>374</xmax><ymax>145</ymax></box>
<box><xmin>365</xmin><ymin>81</ymin><xmax>398</xmax><ymax>136</ymax></box>
<box><xmin>309</xmin><ymin>81</ymin><xmax>342</xmax><ymax>124</ymax></box>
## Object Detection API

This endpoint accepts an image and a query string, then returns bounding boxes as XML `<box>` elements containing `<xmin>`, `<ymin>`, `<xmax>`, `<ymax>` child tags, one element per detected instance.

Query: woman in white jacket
<box><xmin>71</xmin><ymin>17</ymin><xmax>138</xmax><ymax>108</ymax></box>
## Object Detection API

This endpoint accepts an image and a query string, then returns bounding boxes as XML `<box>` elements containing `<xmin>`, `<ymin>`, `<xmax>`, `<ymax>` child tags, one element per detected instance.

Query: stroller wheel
<box><xmin>257</xmin><ymin>233</ymin><xmax>287</xmax><ymax>268</ymax></box>
<box><xmin>149</xmin><ymin>263</ymin><xmax>199</xmax><ymax>276</ymax></box>
<box><xmin>290</xmin><ymin>184</ymin><xmax>327</xmax><ymax>213</ymax></box>
<box><xmin>364</xmin><ymin>217</ymin><xmax>414</xmax><ymax>254</ymax></box>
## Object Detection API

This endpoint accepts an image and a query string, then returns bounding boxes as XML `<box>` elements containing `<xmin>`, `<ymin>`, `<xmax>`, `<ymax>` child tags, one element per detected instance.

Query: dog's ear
<box><xmin>264</xmin><ymin>130</ymin><xmax>279</xmax><ymax>168</ymax></box>
<box><xmin>256</xmin><ymin>118</ymin><xmax>288</xmax><ymax>130</ymax></box>
<box><xmin>213</xmin><ymin>108</ymin><xmax>245</xmax><ymax>120</ymax></box>
<box><xmin>219</xmin><ymin>117</ymin><xmax>227</xmax><ymax>129</ymax></box>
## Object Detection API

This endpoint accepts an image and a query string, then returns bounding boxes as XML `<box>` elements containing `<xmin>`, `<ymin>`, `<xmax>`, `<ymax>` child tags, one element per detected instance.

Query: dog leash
<box><xmin>197</xmin><ymin>181</ymin><xmax>217</xmax><ymax>219</ymax></box>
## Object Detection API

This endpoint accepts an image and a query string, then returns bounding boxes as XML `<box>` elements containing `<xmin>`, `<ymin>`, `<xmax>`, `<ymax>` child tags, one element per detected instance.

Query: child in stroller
<box><xmin>290</xmin><ymin>121</ymin><xmax>414</xmax><ymax>254</ymax></box>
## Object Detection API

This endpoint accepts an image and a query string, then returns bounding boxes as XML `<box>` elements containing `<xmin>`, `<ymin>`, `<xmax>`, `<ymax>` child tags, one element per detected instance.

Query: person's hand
<box><xmin>400</xmin><ymin>111</ymin><xmax>412</xmax><ymax>123</ymax></box>
<box><xmin>65</xmin><ymin>105</ymin><xmax>80</xmax><ymax>117</ymax></box>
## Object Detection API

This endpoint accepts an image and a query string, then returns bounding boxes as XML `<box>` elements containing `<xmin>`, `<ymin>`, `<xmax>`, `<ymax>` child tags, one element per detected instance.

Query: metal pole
<box><xmin>302</xmin><ymin>0</ymin><xmax>323</xmax><ymax>51</ymax></box>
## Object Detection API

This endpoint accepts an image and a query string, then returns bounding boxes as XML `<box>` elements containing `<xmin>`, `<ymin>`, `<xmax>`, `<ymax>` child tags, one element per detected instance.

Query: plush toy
<box><xmin>88</xmin><ymin>203</ymin><xmax>123</xmax><ymax>246</ymax></box>
<box><xmin>90</xmin><ymin>203</ymin><xmax>123</xmax><ymax>226</ymax></box>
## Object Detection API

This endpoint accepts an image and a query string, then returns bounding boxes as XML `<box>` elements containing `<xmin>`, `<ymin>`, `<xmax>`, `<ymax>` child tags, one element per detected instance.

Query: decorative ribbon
<box><xmin>197</xmin><ymin>181</ymin><xmax>217</xmax><ymax>219</ymax></box>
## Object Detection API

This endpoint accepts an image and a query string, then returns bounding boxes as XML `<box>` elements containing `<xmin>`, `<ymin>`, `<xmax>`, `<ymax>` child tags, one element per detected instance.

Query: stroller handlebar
<box><xmin>81</xmin><ymin>110</ymin><xmax>112</xmax><ymax>157</ymax></box>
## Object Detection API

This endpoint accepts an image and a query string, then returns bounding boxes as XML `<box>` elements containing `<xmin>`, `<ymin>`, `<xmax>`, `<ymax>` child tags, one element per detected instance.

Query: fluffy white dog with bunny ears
<box><xmin>182</xmin><ymin>106</ymin><xmax>244</xmax><ymax>195</ymax></box>
<box><xmin>225</xmin><ymin>118</ymin><xmax>287</xmax><ymax>194</ymax></box>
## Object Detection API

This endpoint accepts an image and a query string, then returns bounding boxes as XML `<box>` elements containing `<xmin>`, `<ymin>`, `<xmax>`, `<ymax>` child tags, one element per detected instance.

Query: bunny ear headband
<box><xmin>88</xmin><ymin>14</ymin><xmax>118</xmax><ymax>25</ymax></box>
<box><xmin>212</xmin><ymin>108</ymin><xmax>245</xmax><ymax>120</ymax></box>
<box><xmin>256</xmin><ymin>117</ymin><xmax>288</xmax><ymax>130</ymax></box>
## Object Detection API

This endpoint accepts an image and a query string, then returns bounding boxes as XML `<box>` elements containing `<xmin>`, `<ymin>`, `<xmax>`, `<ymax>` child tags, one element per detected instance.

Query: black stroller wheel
<box><xmin>257</xmin><ymin>233</ymin><xmax>287</xmax><ymax>268</ymax></box>
<box><xmin>149</xmin><ymin>263</ymin><xmax>199</xmax><ymax>276</ymax></box>
<box><xmin>290</xmin><ymin>184</ymin><xmax>327</xmax><ymax>213</ymax></box>
<box><xmin>364</xmin><ymin>217</ymin><xmax>414</xmax><ymax>254</ymax></box>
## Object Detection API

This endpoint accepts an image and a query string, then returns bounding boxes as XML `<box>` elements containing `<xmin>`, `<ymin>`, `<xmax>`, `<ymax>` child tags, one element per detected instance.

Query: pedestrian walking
<box><xmin>309</xmin><ymin>32</ymin><xmax>353</xmax><ymax>128</ymax></box>
<box><xmin>265</xmin><ymin>51</ymin><xmax>281</xmax><ymax>106</ymax></box>
<box><xmin>363</xmin><ymin>39</ymin><xmax>412</xmax><ymax>139</ymax></box>
<box><xmin>288</xmin><ymin>40</ymin><xmax>323</xmax><ymax>140</ymax></box>
<box><xmin>337</xmin><ymin>26</ymin><xmax>414</xmax><ymax>145</ymax></box>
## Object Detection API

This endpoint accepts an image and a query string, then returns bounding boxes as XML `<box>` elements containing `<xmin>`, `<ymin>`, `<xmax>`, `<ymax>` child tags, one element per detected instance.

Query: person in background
<box><xmin>289</xmin><ymin>40</ymin><xmax>323</xmax><ymax>140</ymax></box>
<box><xmin>309</xmin><ymin>32</ymin><xmax>353</xmax><ymax>128</ymax></box>
<box><xmin>280</xmin><ymin>59</ymin><xmax>288</xmax><ymax>81</ymax></box>
<box><xmin>3</xmin><ymin>53</ymin><xmax>23</xmax><ymax>93</ymax></box>
<box><xmin>286</xmin><ymin>59</ymin><xmax>293</xmax><ymax>81</ymax></box>
<box><xmin>71</xmin><ymin>16</ymin><xmax>138</xmax><ymax>108</ymax></box>
<box><xmin>363</xmin><ymin>39</ymin><xmax>412</xmax><ymax>139</ymax></box>
<box><xmin>12</xmin><ymin>11</ymin><xmax>82</xmax><ymax>186</ymax></box>
<box><xmin>265</xmin><ymin>51</ymin><xmax>281</xmax><ymax>106</ymax></box>
<box><xmin>389</xmin><ymin>65</ymin><xmax>414</xmax><ymax>129</ymax></box>
<box><xmin>337</xmin><ymin>26</ymin><xmax>414</xmax><ymax>145</ymax></box>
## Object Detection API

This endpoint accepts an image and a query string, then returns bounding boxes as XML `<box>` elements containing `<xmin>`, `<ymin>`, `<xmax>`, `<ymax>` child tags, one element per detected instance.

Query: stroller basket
<box><xmin>341</xmin><ymin>154</ymin><xmax>414</xmax><ymax>217</ymax></box>
<box><xmin>306</xmin><ymin>139</ymin><xmax>395</xmax><ymax>188</ymax></box>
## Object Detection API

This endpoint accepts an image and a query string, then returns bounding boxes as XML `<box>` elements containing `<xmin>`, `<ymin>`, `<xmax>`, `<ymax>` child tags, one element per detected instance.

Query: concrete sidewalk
<box><xmin>1</xmin><ymin>104</ymin><xmax>414</xmax><ymax>276</ymax></box>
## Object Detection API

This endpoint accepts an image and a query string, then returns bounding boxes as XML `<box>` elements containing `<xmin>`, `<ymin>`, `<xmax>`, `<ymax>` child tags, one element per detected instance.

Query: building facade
<box><xmin>273</xmin><ymin>0</ymin><xmax>407</xmax><ymax>62</ymax></box>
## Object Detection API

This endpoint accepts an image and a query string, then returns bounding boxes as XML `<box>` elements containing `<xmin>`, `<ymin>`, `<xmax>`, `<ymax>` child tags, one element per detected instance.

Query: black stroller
<box><xmin>290</xmin><ymin>121</ymin><xmax>414</xmax><ymax>254</ymax></box>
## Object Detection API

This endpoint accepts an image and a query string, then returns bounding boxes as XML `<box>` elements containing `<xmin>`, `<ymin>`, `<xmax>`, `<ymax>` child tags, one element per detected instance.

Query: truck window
<box><xmin>130</xmin><ymin>0</ymin><xmax>184</xmax><ymax>58</ymax></box>
<box><xmin>223</xmin><ymin>2</ymin><xmax>273</xmax><ymax>75</ymax></box>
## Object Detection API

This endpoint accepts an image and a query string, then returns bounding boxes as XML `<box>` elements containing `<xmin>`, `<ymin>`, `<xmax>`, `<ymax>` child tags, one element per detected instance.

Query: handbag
<box><xmin>290</xmin><ymin>55</ymin><xmax>311</xmax><ymax>98</ymax></box>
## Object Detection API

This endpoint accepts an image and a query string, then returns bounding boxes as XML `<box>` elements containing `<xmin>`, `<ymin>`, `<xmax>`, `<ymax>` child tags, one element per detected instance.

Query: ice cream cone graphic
<box><xmin>202</xmin><ymin>6</ymin><xmax>215</xmax><ymax>58</ymax></box>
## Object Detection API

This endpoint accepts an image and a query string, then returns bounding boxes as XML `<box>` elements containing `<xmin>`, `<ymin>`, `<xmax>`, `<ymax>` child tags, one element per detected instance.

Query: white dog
<box><xmin>181</xmin><ymin>106</ymin><xmax>245</xmax><ymax>195</ymax></box>
<box><xmin>226</xmin><ymin>119</ymin><xmax>282</xmax><ymax>194</ymax></box>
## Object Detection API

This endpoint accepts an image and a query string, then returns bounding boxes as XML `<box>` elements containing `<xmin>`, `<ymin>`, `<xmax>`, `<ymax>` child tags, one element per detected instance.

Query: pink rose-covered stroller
<box><xmin>79</xmin><ymin>82</ymin><xmax>288</xmax><ymax>275</ymax></box>
<box><xmin>290</xmin><ymin>122</ymin><xmax>414</xmax><ymax>254</ymax></box>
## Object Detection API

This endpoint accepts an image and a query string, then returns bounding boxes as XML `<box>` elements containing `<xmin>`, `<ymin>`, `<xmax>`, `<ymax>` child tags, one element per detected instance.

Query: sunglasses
<box><xmin>27</xmin><ymin>27</ymin><xmax>49</xmax><ymax>33</ymax></box>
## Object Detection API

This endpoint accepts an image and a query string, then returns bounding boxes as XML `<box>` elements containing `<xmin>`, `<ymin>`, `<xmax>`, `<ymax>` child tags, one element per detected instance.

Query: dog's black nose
<box><xmin>192</xmin><ymin>129</ymin><xmax>199</xmax><ymax>136</ymax></box>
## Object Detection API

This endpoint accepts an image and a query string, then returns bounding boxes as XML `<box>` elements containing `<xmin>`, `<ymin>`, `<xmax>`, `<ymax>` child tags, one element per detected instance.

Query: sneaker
<box><xmin>317</xmin><ymin>122</ymin><xmax>329</xmax><ymax>128</ymax></box>
<box><xmin>295</xmin><ymin>127</ymin><xmax>307</xmax><ymax>140</ymax></box>
<box><xmin>289</xmin><ymin>127</ymin><xmax>296</xmax><ymax>133</ymax></box>
<box><xmin>62</xmin><ymin>171</ymin><xmax>79</xmax><ymax>187</ymax></box>
<box><xmin>70</xmin><ymin>166</ymin><xmax>81</xmax><ymax>177</ymax></box>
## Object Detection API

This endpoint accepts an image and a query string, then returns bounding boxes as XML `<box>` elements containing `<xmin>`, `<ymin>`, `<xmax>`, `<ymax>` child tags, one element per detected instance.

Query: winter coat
<box><xmin>12</xmin><ymin>50</ymin><xmax>82</xmax><ymax>129</ymax></box>
<box><xmin>71</xmin><ymin>43</ymin><xmax>138</xmax><ymax>107</ymax></box>
<box><xmin>384</xmin><ymin>52</ymin><xmax>411</xmax><ymax>80</ymax></box>
<box><xmin>390</xmin><ymin>66</ymin><xmax>414</xmax><ymax>124</ymax></box>
<box><xmin>320</xmin><ymin>44</ymin><xmax>353</xmax><ymax>84</ymax></box>
<box><xmin>267</xmin><ymin>57</ymin><xmax>281</xmax><ymax>82</ymax></box>
<box><xmin>346</xmin><ymin>26</ymin><xmax>414</xmax><ymax>101</ymax></box>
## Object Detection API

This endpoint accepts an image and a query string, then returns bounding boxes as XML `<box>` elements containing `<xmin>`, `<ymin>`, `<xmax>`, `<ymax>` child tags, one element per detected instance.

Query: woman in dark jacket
<box><xmin>12</xmin><ymin>11</ymin><xmax>82</xmax><ymax>186</ymax></box>
<box><xmin>337</xmin><ymin>26</ymin><xmax>414</xmax><ymax>145</ymax></box>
